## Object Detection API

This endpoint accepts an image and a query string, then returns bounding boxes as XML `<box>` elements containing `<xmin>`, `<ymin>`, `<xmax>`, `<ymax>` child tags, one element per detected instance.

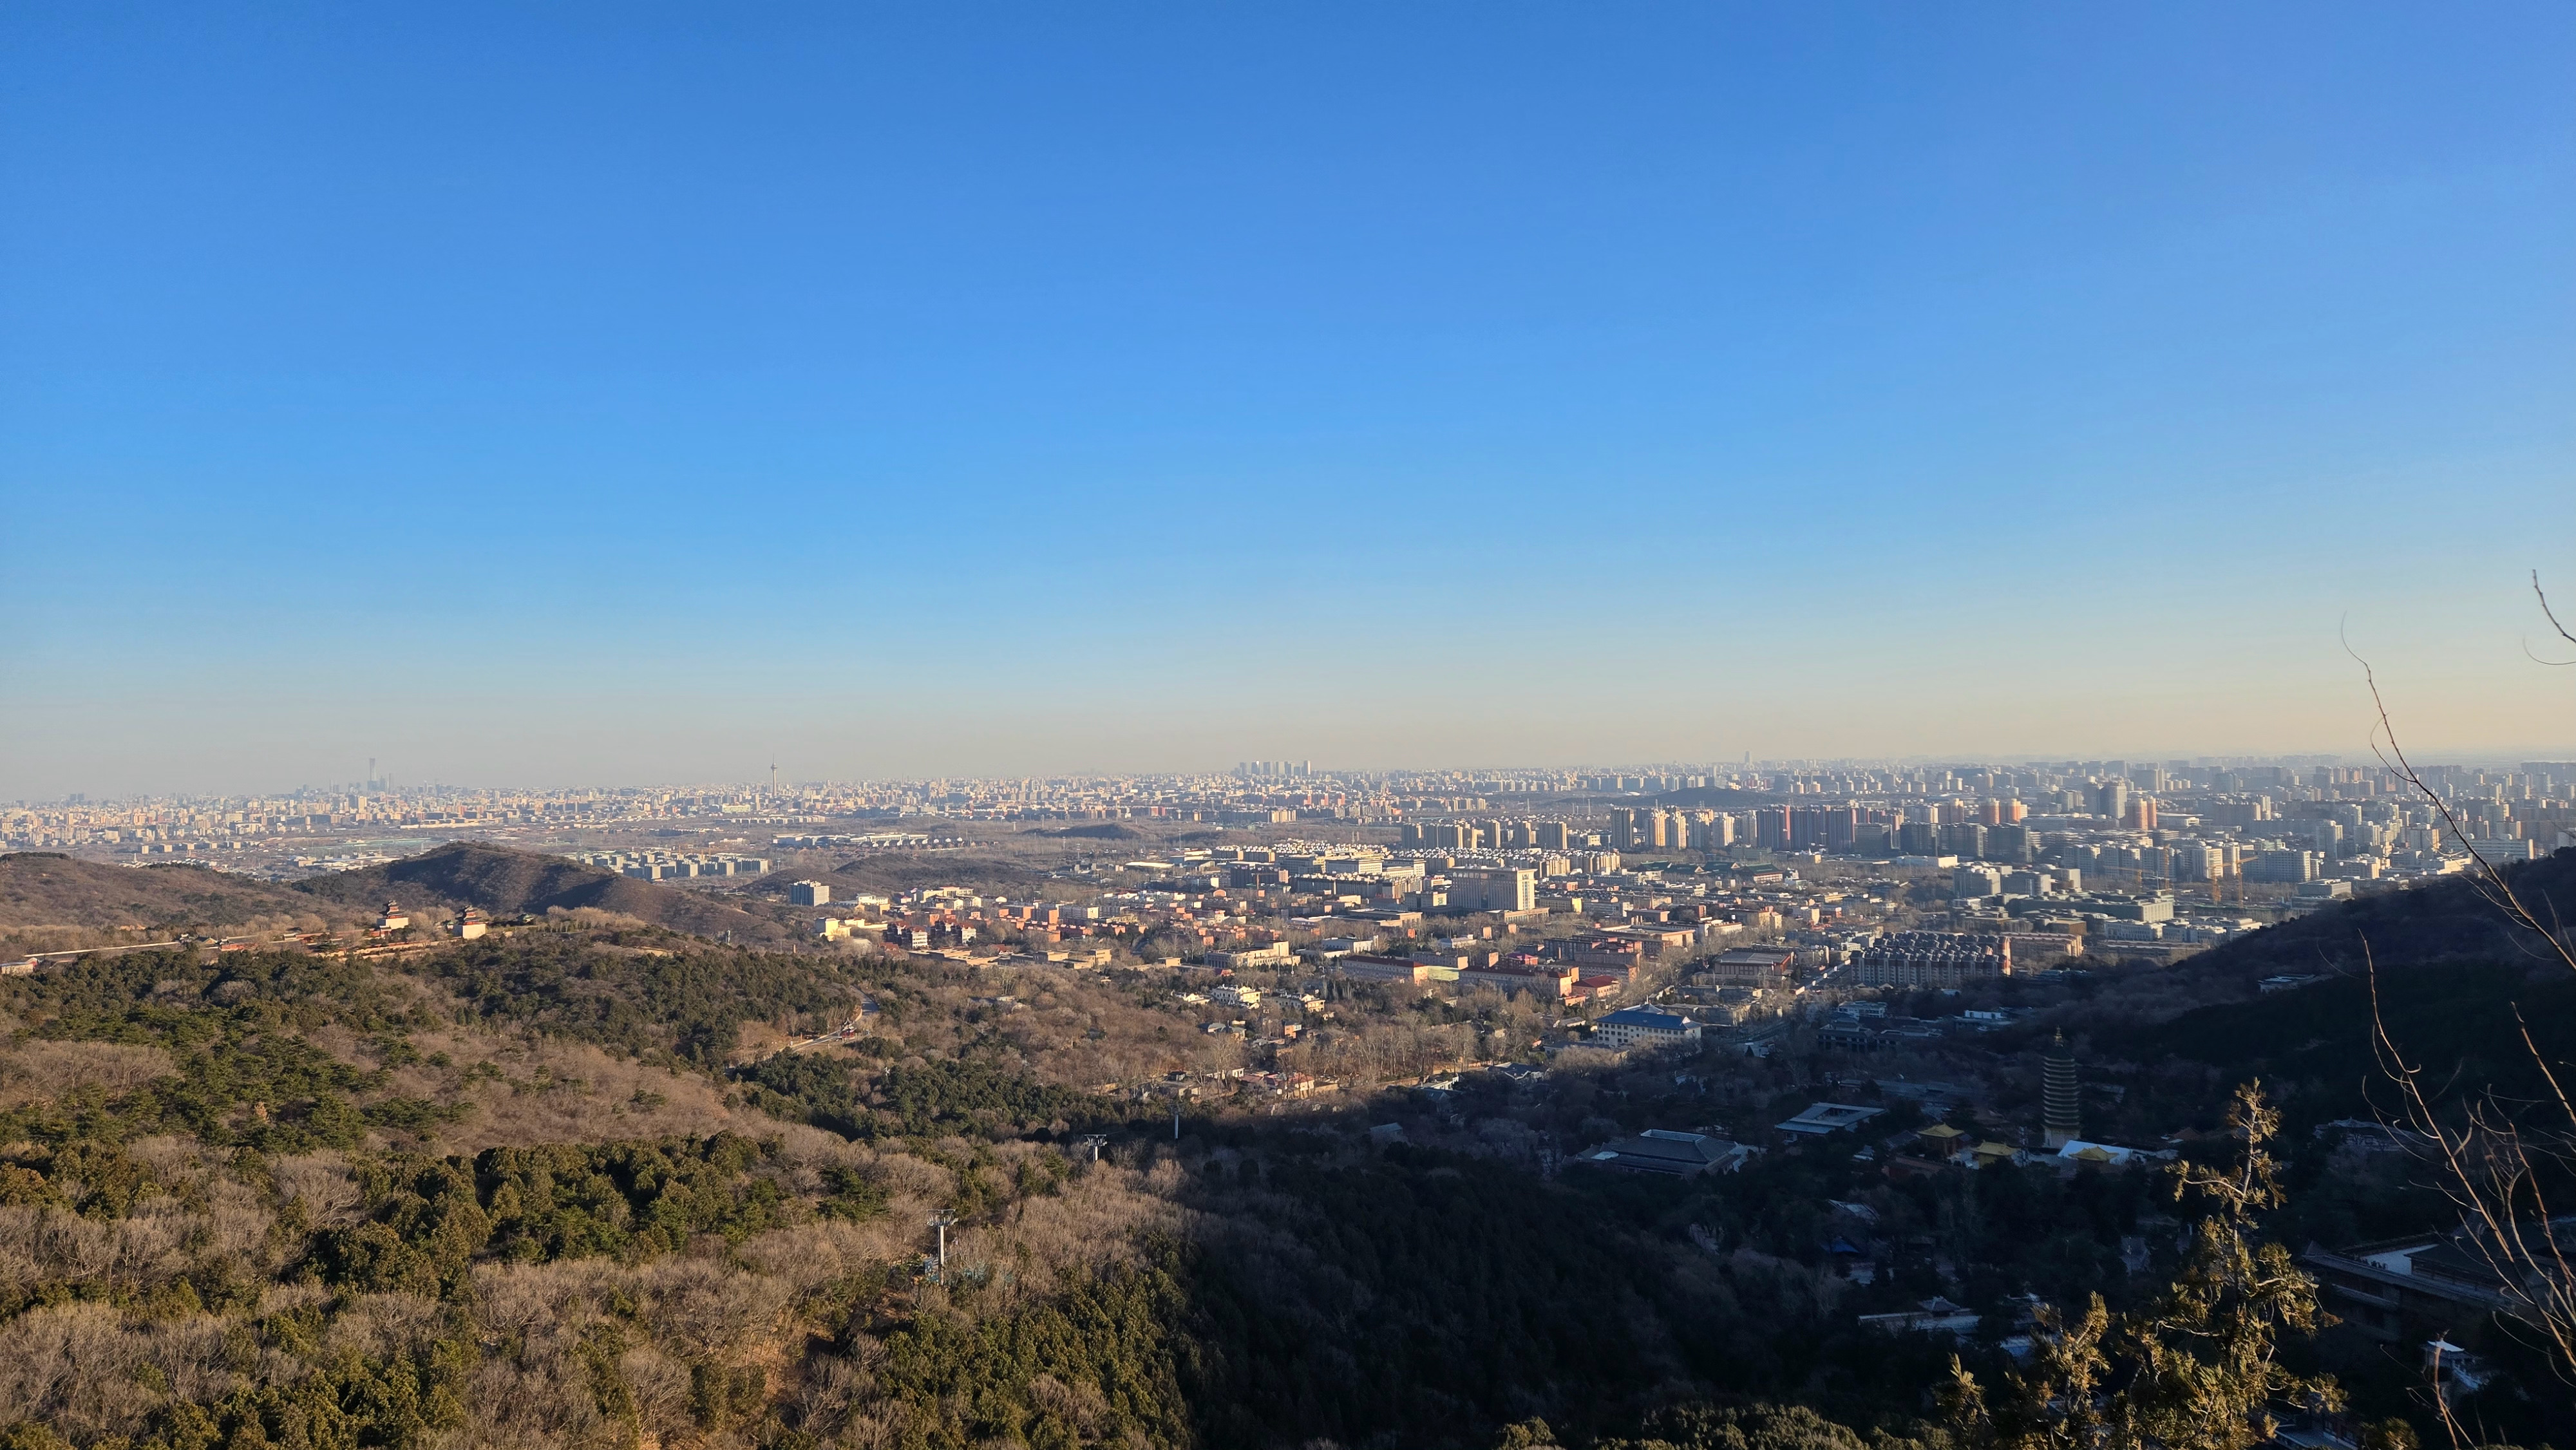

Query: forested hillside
<box><xmin>0</xmin><ymin>861</ymin><xmax>2568</xmax><ymax>1449</ymax></box>
<box><xmin>0</xmin><ymin>925</ymin><xmax>1979</xmax><ymax>1450</ymax></box>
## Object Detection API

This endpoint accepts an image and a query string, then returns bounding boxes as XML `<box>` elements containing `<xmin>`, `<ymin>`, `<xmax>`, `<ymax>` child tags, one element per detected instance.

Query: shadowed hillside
<box><xmin>2105</xmin><ymin>959</ymin><xmax>2576</xmax><ymax>1127</ymax></box>
<box><xmin>2184</xmin><ymin>847</ymin><xmax>2576</xmax><ymax>980</ymax></box>
<box><xmin>2005</xmin><ymin>848</ymin><xmax>2576</xmax><ymax>1048</ymax></box>
<box><xmin>295</xmin><ymin>842</ymin><xmax>795</xmax><ymax>943</ymax></box>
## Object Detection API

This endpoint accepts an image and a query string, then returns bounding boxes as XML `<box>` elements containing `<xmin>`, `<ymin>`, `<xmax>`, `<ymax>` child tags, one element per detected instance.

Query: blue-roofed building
<box><xmin>1591</xmin><ymin>1005</ymin><xmax>1705</xmax><ymax>1051</ymax></box>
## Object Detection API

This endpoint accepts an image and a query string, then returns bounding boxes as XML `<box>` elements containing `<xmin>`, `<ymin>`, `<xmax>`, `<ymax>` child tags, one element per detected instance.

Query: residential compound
<box><xmin>1852</xmin><ymin>932</ymin><xmax>2011</xmax><ymax>990</ymax></box>
<box><xmin>569</xmin><ymin>849</ymin><xmax>773</xmax><ymax>880</ymax></box>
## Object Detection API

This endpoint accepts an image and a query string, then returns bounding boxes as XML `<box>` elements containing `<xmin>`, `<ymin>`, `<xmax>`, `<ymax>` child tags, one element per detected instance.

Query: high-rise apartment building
<box><xmin>1755</xmin><ymin>808</ymin><xmax>1792</xmax><ymax>851</ymax></box>
<box><xmin>2094</xmin><ymin>779</ymin><xmax>2131</xmax><ymax>822</ymax></box>
<box><xmin>1446</xmin><ymin>868</ymin><xmax>1537</xmax><ymax>914</ymax></box>
<box><xmin>2245</xmin><ymin>849</ymin><xmax>2318</xmax><ymax>884</ymax></box>
<box><xmin>1608</xmin><ymin>807</ymin><xmax>1640</xmax><ymax>849</ymax></box>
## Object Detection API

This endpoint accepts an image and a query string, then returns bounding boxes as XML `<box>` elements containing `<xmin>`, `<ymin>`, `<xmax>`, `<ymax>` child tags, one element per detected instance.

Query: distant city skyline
<box><xmin>3</xmin><ymin>4</ymin><xmax>2570</xmax><ymax>798</ymax></box>
<box><xmin>17</xmin><ymin>742</ymin><xmax>2576</xmax><ymax>807</ymax></box>
<box><xmin>15</xmin><ymin>757</ymin><xmax>2566</xmax><ymax>900</ymax></box>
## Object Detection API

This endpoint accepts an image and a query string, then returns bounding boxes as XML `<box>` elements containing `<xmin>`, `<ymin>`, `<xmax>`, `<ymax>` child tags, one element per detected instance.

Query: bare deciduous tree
<box><xmin>2350</xmin><ymin>570</ymin><xmax>2576</xmax><ymax>1398</ymax></box>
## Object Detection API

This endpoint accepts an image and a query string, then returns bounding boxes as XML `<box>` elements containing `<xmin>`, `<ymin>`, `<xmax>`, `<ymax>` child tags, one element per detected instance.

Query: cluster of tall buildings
<box><xmin>1608</xmin><ymin>807</ymin><xmax>1731</xmax><ymax>851</ymax></box>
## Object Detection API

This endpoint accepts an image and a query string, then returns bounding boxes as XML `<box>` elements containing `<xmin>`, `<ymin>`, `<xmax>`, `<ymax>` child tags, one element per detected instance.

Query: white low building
<box><xmin>1590</xmin><ymin>1005</ymin><xmax>1705</xmax><ymax>1051</ymax></box>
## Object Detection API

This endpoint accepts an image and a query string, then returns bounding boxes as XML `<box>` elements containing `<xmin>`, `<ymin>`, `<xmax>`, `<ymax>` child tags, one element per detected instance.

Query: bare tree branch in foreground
<box><xmin>2347</xmin><ymin>579</ymin><xmax>2576</xmax><ymax>1411</ymax></box>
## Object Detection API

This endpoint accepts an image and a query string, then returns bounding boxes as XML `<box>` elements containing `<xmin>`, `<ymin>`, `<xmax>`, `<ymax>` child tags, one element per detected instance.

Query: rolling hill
<box><xmin>0</xmin><ymin>843</ymin><xmax>802</xmax><ymax>949</ymax></box>
<box><xmin>293</xmin><ymin>842</ymin><xmax>796</xmax><ymax>943</ymax></box>
<box><xmin>0</xmin><ymin>853</ymin><xmax>327</xmax><ymax>950</ymax></box>
<box><xmin>2183</xmin><ymin>847</ymin><xmax>2576</xmax><ymax>980</ymax></box>
<box><xmin>2068</xmin><ymin>849</ymin><xmax>2576</xmax><ymax>1141</ymax></box>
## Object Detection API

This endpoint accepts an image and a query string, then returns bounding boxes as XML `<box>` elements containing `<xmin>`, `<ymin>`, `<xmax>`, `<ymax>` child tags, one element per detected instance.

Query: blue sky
<box><xmin>4</xmin><ymin>4</ymin><xmax>2571</xmax><ymax>795</ymax></box>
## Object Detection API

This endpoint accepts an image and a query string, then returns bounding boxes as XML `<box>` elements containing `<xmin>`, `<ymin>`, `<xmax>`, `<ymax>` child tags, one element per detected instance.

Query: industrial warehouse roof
<box><xmin>1776</xmin><ymin>1102</ymin><xmax>1888</xmax><ymax>1135</ymax></box>
<box><xmin>1576</xmin><ymin>1129</ymin><xmax>1754</xmax><ymax>1176</ymax></box>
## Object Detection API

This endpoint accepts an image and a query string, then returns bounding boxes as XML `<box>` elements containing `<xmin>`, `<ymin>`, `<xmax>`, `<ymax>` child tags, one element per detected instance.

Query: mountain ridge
<box><xmin>0</xmin><ymin>854</ymin><xmax>321</xmax><ymax>951</ymax></box>
<box><xmin>296</xmin><ymin>842</ymin><xmax>795</xmax><ymax>943</ymax></box>
<box><xmin>0</xmin><ymin>842</ymin><xmax>797</xmax><ymax>947</ymax></box>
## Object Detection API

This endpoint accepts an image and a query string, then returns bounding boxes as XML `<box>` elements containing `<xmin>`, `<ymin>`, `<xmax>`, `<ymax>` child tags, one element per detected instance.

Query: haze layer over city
<box><xmin>2</xmin><ymin>8</ymin><xmax>2573</xmax><ymax>1450</ymax></box>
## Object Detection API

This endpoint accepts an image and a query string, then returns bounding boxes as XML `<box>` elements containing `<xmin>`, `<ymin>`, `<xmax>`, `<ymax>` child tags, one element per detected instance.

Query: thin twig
<box><xmin>2539</xmin><ymin>570</ymin><xmax>2576</xmax><ymax>649</ymax></box>
<box><xmin>2344</xmin><ymin>632</ymin><xmax>2576</xmax><ymax>978</ymax></box>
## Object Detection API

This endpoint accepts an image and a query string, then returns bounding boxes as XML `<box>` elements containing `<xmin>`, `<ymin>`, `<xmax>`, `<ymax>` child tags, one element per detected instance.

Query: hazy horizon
<box><xmin>5</xmin><ymin>4</ymin><xmax>2571</xmax><ymax>800</ymax></box>
<box><xmin>21</xmin><ymin>731</ymin><xmax>2576</xmax><ymax>806</ymax></box>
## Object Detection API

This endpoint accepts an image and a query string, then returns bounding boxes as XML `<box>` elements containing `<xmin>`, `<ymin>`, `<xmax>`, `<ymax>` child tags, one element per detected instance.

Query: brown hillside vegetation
<box><xmin>0</xmin><ymin>930</ymin><xmax>1195</xmax><ymax>1449</ymax></box>
<box><xmin>0</xmin><ymin>854</ymin><xmax>332</xmax><ymax>954</ymax></box>
<box><xmin>0</xmin><ymin>863</ymin><xmax>2565</xmax><ymax>1449</ymax></box>
<box><xmin>298</xmin><ymin>842</ymin><xmax>795</xmax><ymax>943</ymax></box>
